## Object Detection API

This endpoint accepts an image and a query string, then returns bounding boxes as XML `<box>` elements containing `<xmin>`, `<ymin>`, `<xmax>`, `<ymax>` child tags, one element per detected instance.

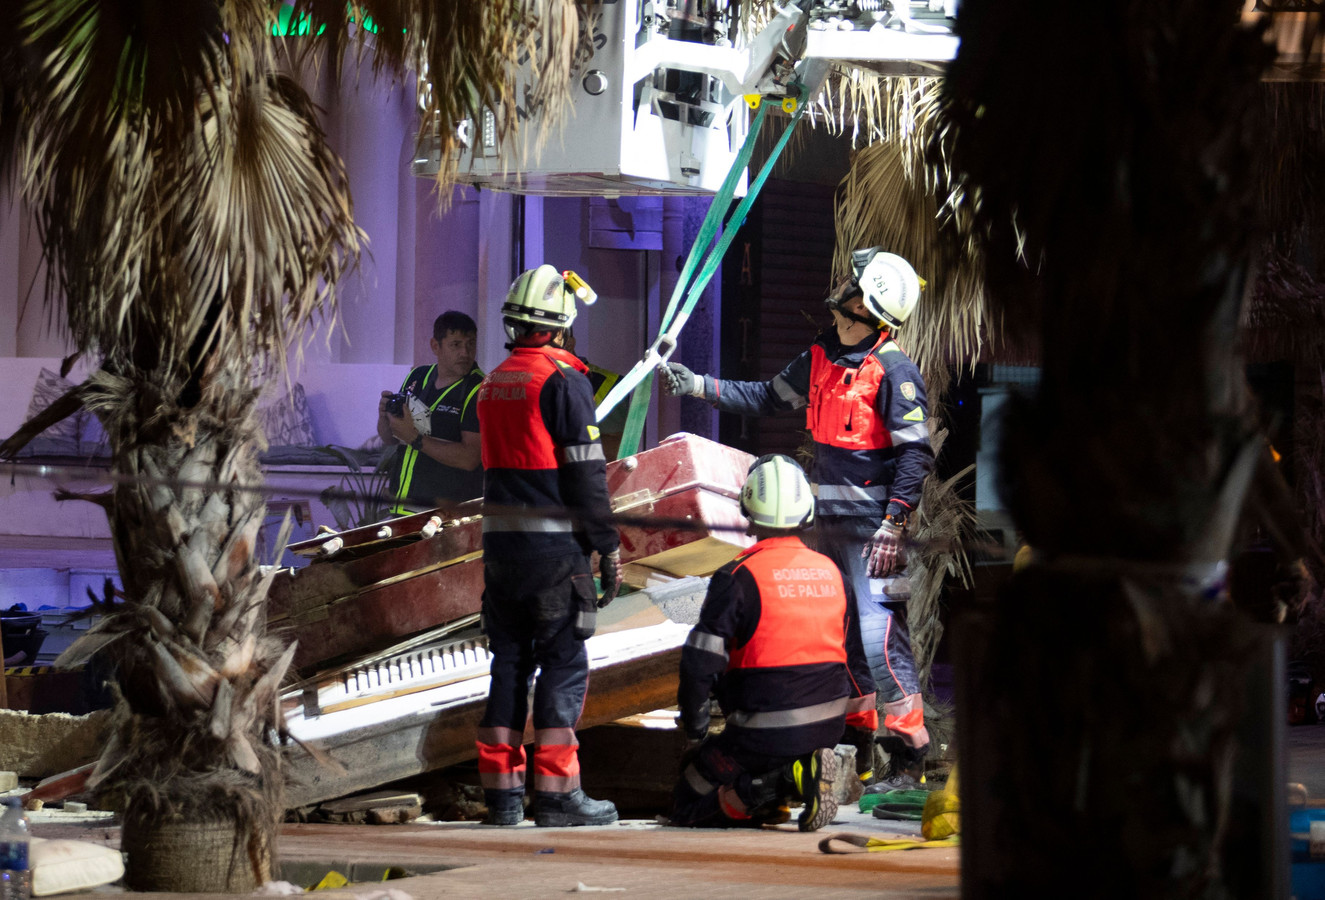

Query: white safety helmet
<box><xmin>850</xmin><ymin>247</ymin><xmax>923</xmax><ymax>329</ymax></box>
<box><xmin>740</xmin><ymin>454</ymin><xmax>815</xmax><ymax>531</ymax></box>
<box><xmin>502</xmin><ymin>264</ymin><xmax>576</xmax><ymax>341</ymax></box>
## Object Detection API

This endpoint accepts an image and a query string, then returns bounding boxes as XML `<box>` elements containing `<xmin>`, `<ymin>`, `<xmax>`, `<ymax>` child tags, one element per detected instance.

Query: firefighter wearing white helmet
<box><xmin>850</xmin><ymin>247</ymin><xmax>923</xmax><ymax>329</ymax></box>
<box><xmin>475</xmin><ymin>264</ymin><xmax>620</xmax><ymax>828</ymax></box>
<box><xmin>659</xmin><ymin>248</ymin><xmax>935</xmax><ymax>792</ymax></box>
<box><xmin>740</xmin><ymin>453</ymin><xmax>815</xmax><ymax>531</ymax></box>
<box><xmin>673</xmin><ymin>454</ymin><xmax>851</xmax><ymax>832</ymax></box>
<box><xmin>501</xmin><ymin>264</ymin><xmax>596</xmax><ymax>342</ymax></box>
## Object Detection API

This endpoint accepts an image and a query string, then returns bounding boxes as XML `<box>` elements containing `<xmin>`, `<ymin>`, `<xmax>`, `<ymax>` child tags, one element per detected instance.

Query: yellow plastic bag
<box><xmin>310</xmin><ymin>871</ymin><xmax>350</xmax><ymax>891</ymax></box>
<box><xmin>921</xmin><ymin>763</ymin><xmax>960</xmax><ymax>841</ymax></box>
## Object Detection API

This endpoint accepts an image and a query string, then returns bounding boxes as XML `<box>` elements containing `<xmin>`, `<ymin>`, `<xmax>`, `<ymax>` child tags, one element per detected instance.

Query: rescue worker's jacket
<box><xmin>710</xmin><ymin>329</ymin><xmax>933</xmax><ymax>520</ymax></box>
<box><xmin>477</xmin><ymin>344</ymin><xmax>618</xmax><ymax>561</ymax></box>
<box><xmin>678</xmin><ymin>535</ymin><xmax>851</xmax><ymax>756</ymax></box>
<box><xmin>387</xmin><ymin>363</ymin><xmax>484</xmax><ymax>514</ymax></box>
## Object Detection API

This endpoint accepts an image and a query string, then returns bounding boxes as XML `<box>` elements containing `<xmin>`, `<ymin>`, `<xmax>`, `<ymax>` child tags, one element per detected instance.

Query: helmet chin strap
<box><xmin>825</xmin><ymin>296</ymin><xmax>881</xmax><ymax>330</ymax></box>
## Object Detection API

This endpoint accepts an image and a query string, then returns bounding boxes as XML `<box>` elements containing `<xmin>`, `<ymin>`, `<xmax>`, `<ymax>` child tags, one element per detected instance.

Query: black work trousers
<box><xmin>477</xmin><ymin>553</ymin><xmax>596</xmax><ymax>798</ymax></box>
<box><xmin>671</xmin><ymin>730</ymin><xmax>796</xmax><ymax>828</ymax></box>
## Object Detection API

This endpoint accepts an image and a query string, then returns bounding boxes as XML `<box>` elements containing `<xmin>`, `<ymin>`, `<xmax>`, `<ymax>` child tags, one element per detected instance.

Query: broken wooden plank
<box><xmin>321</xmin><ymin>790</ymin><xmax>424</xmax><ymax>815</ymax></box>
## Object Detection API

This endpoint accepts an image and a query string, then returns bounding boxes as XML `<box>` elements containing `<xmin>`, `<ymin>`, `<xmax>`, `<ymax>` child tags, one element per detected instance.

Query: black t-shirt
<box><xmin>388</xmin><ymin>364</ymin><xmax>484</xmax><ymax>512</ymax></box>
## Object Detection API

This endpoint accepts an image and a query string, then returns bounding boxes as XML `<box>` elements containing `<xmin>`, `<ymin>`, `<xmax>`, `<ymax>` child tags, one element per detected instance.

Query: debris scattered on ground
<box><xmin>313</xmin><ymin>791</ymin><xmax>425</xmax><ymax>825</ymax></box>
<box><xmin>350</xmin><ymin>889</ymin><xmax>412</xmax><ymax>900</ymax></box>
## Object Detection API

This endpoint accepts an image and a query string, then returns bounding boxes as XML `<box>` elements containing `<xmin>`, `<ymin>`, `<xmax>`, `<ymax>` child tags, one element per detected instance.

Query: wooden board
<box><xmin>270</xmin><ymin>433</ymin><xmax>755</xmax><ymax>673</ymax></box>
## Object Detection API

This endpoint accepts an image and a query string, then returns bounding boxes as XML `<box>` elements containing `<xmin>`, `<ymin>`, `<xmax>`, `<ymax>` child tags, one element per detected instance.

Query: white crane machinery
<box><xmin>413</xmin><ymin>0</ymin><xmax>959</xmax><ymax>196</ymax></box>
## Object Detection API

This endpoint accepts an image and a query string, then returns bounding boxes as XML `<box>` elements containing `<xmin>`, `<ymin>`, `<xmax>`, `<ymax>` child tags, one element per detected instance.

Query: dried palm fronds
<box><xmin>832</xmin><ymin>134</ymin><xmax>988</xmax><ymax>377</ymax></box>
<box><xmin>18</xmin><ymin>2</ymin><xmax>363</xmax><ymax>381</ymax></box>
<box><xmin>283</xmin><ymin>0</ymin><xmax>599</xmax><ymax>190</ymax></box>
<box><xmin>1244</xmin><ymin>251</ymin><xmax>1325</xmax><ymax>365</ymax></box>
<box><xmin>905</xmin><ymin>429</ymin><xmax>976</xmax><ymax>687</ymax></box>
<box><xmin>1257</xmin><ymin>82</ymin><xmax>1325</xmax><ymax>261</ymax></box>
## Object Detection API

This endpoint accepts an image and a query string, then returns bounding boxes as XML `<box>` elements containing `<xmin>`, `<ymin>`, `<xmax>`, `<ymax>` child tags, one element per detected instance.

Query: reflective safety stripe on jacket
<box><xmin>805</xmin><ymin>333</ymin><xmax>930</xmax><ymax>518</ymax></box>
<box><xmin>679</xmin><ymin>535</ymin><xmax>851</xmax><ymax>757</ymax></box>
<box><xmin>586</xmin><ymin>363</ymin><xmax>620</xmax><ymax>406</ymax></box>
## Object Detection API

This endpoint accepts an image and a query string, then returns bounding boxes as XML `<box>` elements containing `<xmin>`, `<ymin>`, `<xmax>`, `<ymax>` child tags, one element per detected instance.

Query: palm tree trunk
<box><xmin>81</xmin><ymin>360</ymin><xmax>292</xmax><ymax>891</ymax></box>
<box><xmin>940</xmin><ymin>2</ymin><xmax>1285</xmax><ymax>895</ymax></box>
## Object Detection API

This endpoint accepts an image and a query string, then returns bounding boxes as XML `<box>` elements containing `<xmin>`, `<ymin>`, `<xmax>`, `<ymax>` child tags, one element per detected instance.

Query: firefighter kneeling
<box><xmin>672</xmin><ymin>454</ymin><xmax>850</xmax><ymax>831</ymax></box>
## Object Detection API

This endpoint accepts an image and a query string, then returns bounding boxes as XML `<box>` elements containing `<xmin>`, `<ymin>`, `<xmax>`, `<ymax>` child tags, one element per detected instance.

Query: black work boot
<box><xmin>533</xmin><ymin>788</ymin><xmax>618</xmax><ymax>827</ymax></box>
<box><xmin>742</xmin><ymin>771</ymin><xmax>793</xmax><ymax>827</ymax></box>
<box><xmin>865</xmin><ymin>738</ymin><xmax>928</xmax><ymax>794</ymax></box>
<box><xmin>483</xmin><ymin>790</ymin><xmax>525</xmax><ymax>826</ymax></box>
<box><xmin>784</xmin><ymin>747</ymin><xmax>839</xmax><ymax>833</ymax></box>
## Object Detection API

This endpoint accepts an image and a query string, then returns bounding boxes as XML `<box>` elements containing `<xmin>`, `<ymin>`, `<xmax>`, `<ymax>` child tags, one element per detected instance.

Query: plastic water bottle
<box><xmin>0</xmin><ymin>797</ymin><xmax>31</xmax><ymax>900</ymax></box>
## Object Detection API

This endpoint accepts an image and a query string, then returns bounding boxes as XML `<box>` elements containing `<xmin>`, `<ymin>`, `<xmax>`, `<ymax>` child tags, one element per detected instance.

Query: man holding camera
<box><xmin>378</xmin><ymin>310</ymin><xmax>484</xmax><ymax>515</ymax></box>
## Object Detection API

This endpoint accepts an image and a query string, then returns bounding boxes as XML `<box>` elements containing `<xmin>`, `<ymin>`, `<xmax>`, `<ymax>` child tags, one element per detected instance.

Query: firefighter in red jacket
<box><xmin>660</xmin><ymin>249</ymin><xmax>934</xmax><ymax>791</ymax></box>
<box><xmin>672</xmin><ymin>454</ymin><xmax>849</xmax><ymax>831</ymax></box>
<box><xmin>475</xmin><ymin>265</ymin><xmax>623</xmax><ymax>827</ymax></box>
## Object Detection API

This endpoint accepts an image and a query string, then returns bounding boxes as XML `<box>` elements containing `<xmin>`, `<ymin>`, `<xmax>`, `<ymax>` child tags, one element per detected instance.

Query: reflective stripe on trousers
<box><xmin>533</xmin><ymin>726</ymin><xmax>582</xmax><ymax>794</ymax></box>
<box><xmin>477</xmin><ymin>725</ymin><xmax>527</xmax><ymax>791</ymax></box>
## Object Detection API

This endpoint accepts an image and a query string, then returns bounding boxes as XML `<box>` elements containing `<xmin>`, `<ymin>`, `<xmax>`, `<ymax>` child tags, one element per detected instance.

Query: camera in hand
<box><xmin>385</xmin><ymin>391</ymin><xmax>409</xmax><ymax>417</ymax></box>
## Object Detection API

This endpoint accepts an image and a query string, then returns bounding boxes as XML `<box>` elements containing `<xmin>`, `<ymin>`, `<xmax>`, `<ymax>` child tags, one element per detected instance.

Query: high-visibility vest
<box><xmin>805</xmin><ymin>332</ymin><xmax>896</xmax><ymax>451</ymax></box>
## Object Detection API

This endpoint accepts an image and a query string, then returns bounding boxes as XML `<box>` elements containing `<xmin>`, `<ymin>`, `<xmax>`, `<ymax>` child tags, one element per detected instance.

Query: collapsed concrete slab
<box><xmin>0</xmin><ymin>709</ymin><xmax>106</xmax><ymax>778</ymax></box>
<box><xmin>282</xmin><ymin>616</ymin><xmax>690</xmax><ymax>809</ymax></box>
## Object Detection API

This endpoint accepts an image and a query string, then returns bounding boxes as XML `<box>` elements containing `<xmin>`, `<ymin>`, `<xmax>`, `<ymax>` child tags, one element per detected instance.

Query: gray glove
<box><xmin>598</xmin><ymin>549</ymin><xmax>623</xmax><ymax>608</ymax></box>
<box><xmin>863</xmin><ymin>519</ymin><xmax>904</xmax><ymax>578</ymax></box>
<box><xmin>657</xmin><ymin>363</ymin><xmax>707</xmax><ymax>399</ymax></box>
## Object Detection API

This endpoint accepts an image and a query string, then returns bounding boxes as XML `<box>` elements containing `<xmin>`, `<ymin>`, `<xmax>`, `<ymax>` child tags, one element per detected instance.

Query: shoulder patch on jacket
<box><xmin>900</xmin><ymin>381</ymin><xmax>916</xmax><ymax>401</ymax></box>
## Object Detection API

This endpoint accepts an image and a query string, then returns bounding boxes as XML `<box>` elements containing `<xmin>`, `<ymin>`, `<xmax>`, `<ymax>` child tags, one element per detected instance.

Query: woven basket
<box><xmin>121</xmin><ymin>815</ymin><xmax>272</xmax><ymax>892</ymax></box>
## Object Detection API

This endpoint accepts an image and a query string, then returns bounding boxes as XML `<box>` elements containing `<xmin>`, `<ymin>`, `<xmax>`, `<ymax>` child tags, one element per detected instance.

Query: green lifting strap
<box><xmin>614</xmin><ymin>91</ymin><xmax>809</xmax><ymax>459</ymax></box>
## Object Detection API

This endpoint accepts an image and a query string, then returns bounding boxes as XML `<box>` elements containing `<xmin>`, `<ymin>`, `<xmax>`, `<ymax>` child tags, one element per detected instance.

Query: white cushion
<box><xmin>29</xmin><ymin>837</ymin><xmax>124</xmax><ymax>896</ymax></box>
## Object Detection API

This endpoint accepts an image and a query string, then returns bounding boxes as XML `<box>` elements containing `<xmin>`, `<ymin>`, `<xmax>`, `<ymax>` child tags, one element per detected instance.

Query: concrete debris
<box><xmin>322</xmin><ymin>791</ymin><xmax>424</xmax><ymax>815</ymax></box>
<box><xmin>0</xmin><ymin>709</ymin><xmax>107</xmax><ymax>777</ymax></box>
